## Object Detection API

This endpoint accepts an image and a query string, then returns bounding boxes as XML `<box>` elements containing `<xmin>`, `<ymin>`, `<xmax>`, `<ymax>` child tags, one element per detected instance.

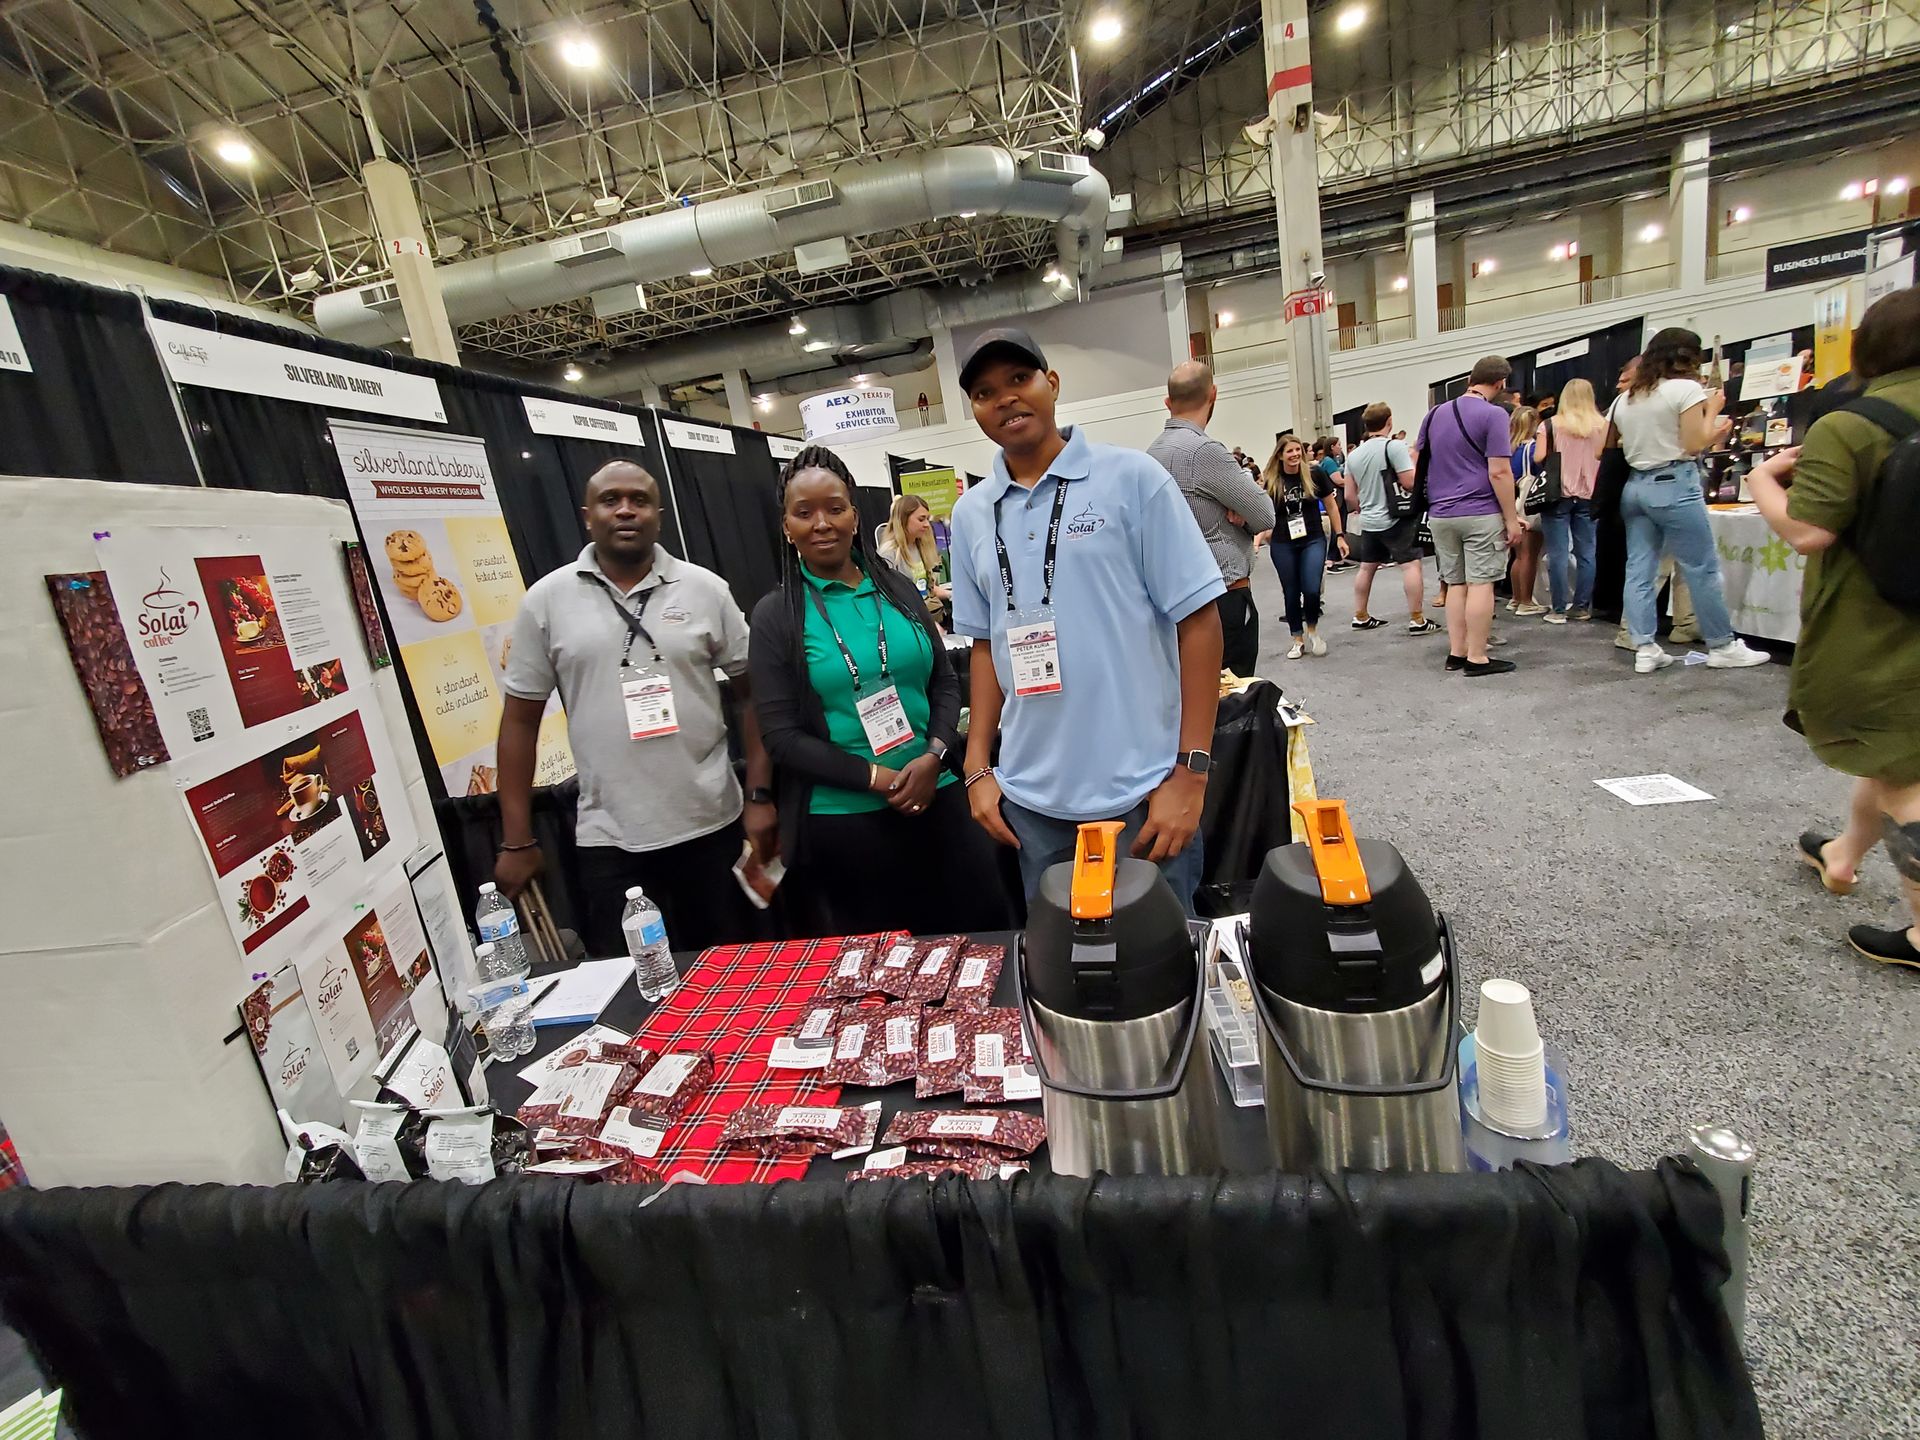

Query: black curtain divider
<box><xmin>646</xmin><ymin>411</ymin><xmax>785</xmax><ymax>614</ymax></box>
<box><xmin>0</xmin><ymin>1162</ymin><xmax>1761</xmax><ymax>1440</ymax></box>
<box><xmin>0</xmin><ymin>265</ymin><xmax>197</xmax><ymax>485</ymax></box>
<box><xmin>1428</xmin><ymin>316</ymin><xmax>1647</xmax><ymax>410</ymax></box>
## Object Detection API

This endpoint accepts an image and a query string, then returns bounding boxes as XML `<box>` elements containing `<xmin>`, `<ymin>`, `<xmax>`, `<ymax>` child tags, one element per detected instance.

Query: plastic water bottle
<box><xmin>466</xmin><ymin>971</ymin><xmax>535</xmax><ymax>1061</ymax></box>
<box><xmin>473</xmin><ymin>883</ymin><xmax>529</xmax><ymax>979</ymax></box>
<box><xmin>621</xmin><ymin>887</ymin><xmax>678</xmax><ymax>1001</ymax></box>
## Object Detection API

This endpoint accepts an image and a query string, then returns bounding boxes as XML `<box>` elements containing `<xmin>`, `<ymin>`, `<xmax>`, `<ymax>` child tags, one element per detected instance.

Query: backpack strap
<box><xmin>1840</xmin><ymin>396</ymin><xmax>1920</xmax><ymax>441</ymax></box>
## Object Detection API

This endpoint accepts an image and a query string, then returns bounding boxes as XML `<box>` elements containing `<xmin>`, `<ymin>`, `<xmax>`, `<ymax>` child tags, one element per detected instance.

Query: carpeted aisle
<box><xmin>1244</xmin><ymin>552</ymin><xmax>1917</xmax><ymax>1439</ymax></box>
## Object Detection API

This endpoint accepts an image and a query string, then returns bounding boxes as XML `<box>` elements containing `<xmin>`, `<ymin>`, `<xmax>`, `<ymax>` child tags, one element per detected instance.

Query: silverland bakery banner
<box><xmin>329</xmin><ymin>418</ymin><xmax>573</xmax><ymax>795</ymax></box>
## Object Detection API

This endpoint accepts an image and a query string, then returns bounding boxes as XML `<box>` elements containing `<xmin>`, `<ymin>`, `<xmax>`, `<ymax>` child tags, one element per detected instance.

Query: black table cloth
<box><xmin>0</xmin><ymin>1158</ymin><xmax>1758</xmax><ymax>1439</ymax></box>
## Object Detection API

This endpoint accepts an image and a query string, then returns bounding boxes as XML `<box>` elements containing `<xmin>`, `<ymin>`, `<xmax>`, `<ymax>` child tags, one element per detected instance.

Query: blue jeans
<box><xmin>1268</xmin><ymin>533</ymin><xmax>1327</xmax><ymax>636</ymax></box>
<box><xmin>1542</xmin><ymin>497</ymin><xmax>1597</xmax><ymax>612</ymax></box>
<box><xmin>1620</xmin><ymin>463</ymin><xmax>1734</xmax><ymax>648</ymax></box>
<box><xmin>1000</xmin><ymin>795</ymin><xmax>1205</xmax><ymax>917</ymax></box>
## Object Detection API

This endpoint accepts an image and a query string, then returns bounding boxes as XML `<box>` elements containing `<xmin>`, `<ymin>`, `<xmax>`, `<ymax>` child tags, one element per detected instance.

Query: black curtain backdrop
<box><xmin>0</xmin><ymin>266</ymin><xmax>198</xmax><ymax>485</ymax></box>
<box><xmin>646</xmin><ymin>412</ymin><xmax>786</xmax><ymax>614</ymax></box>
<box><xmin>0</xmin><ymin>1163</ymin><xmax>1760</xmax><ymax>1440</ymax></box>
<box><xmin>1428</xmin><ymin>317</ymin><xmax>1647</xmax><ymax>409</ymax></box>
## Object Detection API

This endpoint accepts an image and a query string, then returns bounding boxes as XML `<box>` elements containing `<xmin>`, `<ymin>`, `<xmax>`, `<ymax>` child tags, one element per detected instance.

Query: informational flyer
<box><xmin>328</xmin><ymin>417</ymin><xmax>573</xmax><ymax>796</ymax></box>
<box><xmin>240</xmin><ymin>966</ymin><xmax>346</xmax><ymax>1126</ymax></box>
<box><xmin>96</xmin><ymin>525</ymin><xmax>360</xmax><ymax>758</ymax></box>
<box><xmin>292</xmin><ymin>937</ymin><xmax>378</xmax><ymax>1096</ymax></box>
<box><xmin>338</xmin><ymin>870</ymin><xmax>434</xmax><ymax>1056</ymax></box>
<box><xmin>178</xmin><ymin>705</ymin><xmax>417</xmax><ymax>973</ymax></box>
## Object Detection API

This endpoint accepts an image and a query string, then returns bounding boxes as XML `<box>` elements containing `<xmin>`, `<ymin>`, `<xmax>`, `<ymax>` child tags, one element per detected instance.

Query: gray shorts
<box><xmin>1428</xmin><ymin>513</ymin><xmax>1508</xmax><ymax>585</ymax></box>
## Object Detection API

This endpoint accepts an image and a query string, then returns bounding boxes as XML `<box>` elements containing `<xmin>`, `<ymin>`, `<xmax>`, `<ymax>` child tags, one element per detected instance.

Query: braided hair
<box><xmin>776</xmin><ymin>443</ymin><xmax>929</xmax><ymax>637</ymax></box>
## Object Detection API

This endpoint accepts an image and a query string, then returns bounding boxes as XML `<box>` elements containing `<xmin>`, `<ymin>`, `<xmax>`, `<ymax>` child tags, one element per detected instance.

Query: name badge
<box><xmin>855</xmin><ymin>684</ymin><xmax>913</xmax><ymax>755</ymax></box>
<box><xmin>1007</xmin><ymin>607</ymin><xmax>1063</xmax><ymax>697</ymax></box>
<box><xmin>1287</xmin><ymin>513</ymin><xmax>1309</xmax><ymax>541</ymax></box>
<box><xmin>620</xmin><ymin>666</ymin><xmax>679</xmax><ymax>740</ymax></box>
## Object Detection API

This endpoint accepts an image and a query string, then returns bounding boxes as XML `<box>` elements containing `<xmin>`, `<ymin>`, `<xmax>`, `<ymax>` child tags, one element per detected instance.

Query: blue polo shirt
<box><xmin>949</xmin><ymin>426</ymin><xmax>1225</xmax><ymax>821</ymax></box>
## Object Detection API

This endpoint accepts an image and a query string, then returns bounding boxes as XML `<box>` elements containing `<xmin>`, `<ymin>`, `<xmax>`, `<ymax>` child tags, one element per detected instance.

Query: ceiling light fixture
<box><xmin>1391</xmin><ymin>275</ymin><xmax>1409</xmax><ymax>292</ymax></box>
<box><xmin>1216</xmin><ymin>310</ymin><xmax>1235</xmax><ymax>327</ymax></box>
<box><xmin>852</xmin><ymin>374</ymin><xmax>872</xmax><ymax>387</ymax></box>
<box><xmin>558</xmin><ymin>34</ymin><xmax>601</xmax><ymax>69</ymax></box>
<box><xmin>1083</xmin><ymin>126</ymin><xmax>1106</xmax><ymax>151</ymax></box>
<box><xmin>214</xmin><ymin>135</ymin><xmax>256</xmax><ymax>166</ymax></box>
<box><xmin>689</xmin><ymin>265</ymin><xmax>713</xmax><ymax>277</ymax></box>
<box><xmin>1550</xmin><ymin>243</ymin><xmax>1568</xmax><ymax>261</ymax></box>
<box><xmin>1729</xmin><ymin>205</ymin><xmax>1752</xmax><ymax>224</ymax></box>
<box><xmin>1639</xmin><ymin>222</ymin><xmax>1664</xmax><ymax>242</ymax></box>
<box><xmin>1840</xmin><ymin>181</ymin><xmax>1864</xmax><ymax>201</ymax></box>
<box><xmin>353</xmin><ymin>263</ymin><xmax>369</xmax><ymax>275</ymax></box>
<box><xmin>788</xmin><ymin>318</ymin><xmax>807</xmax><ymax>335</ymax></box>
<box><xmin>1335</xmin><ymin>4</ymin><xmax>1367</xmax><ymax>36</ymax></box>
<box><xmin>564</xmin><ymin>363</ymin><xmax>584</xmax><ymax>383</ymax></box>
<box><xmin>754</xmin><ymin>394</ymin><xmax>773</xmax><ymax>410</ymax></box>
<box><xmin>1089</xmin><ymin>12</ymin><xmax>1124</xmax><ymax>46</ymax></box>
<box><xmin>803</xmin><ymin>339</ymin><xmax>832</xmax><ymax>353</ymax></box>
<box><xmin>1478</xmin><ymin>258</ymin><xmax>1497</xmax><ymax>274</ymax></box>
<box><xmin>1887</xmin><ymin>176</ymin><xmax>1910</xmax><ymax>195</ymax></box>
<box><xmin>958</xmin><ymin>210</ymin><xmax>977</xmax><ymax>219</ymax></box>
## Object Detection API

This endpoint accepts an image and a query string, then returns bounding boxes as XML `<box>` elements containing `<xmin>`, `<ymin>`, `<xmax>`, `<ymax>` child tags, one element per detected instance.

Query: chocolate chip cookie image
<box><xmin>418</xmin><ymin>574</ymin><xmax>465</xmax><ymax>622</ymax></box>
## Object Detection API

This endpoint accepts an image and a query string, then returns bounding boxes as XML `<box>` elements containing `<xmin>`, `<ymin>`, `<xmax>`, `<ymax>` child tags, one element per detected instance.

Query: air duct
<box><xmin>314</xmin><ymin>145</ymin><xmax>1113</xmax><ymax>346</ymax></box>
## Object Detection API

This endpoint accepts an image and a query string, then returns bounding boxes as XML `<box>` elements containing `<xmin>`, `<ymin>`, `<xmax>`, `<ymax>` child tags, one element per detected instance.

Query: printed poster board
<box><xmin>328</xmin><ymin>418</ymin><xmax>573</xmax><ymax>796</ymax></box>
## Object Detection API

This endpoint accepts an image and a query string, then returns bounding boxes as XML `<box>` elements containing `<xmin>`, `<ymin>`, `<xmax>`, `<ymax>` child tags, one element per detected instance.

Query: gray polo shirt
<box><xmin>1146</xmin><ymin>417</ymin><xmax>1277</xmax><ymax>583</ymax></box>
<box><xmin>504</xmin><ymin>544</ymin><xmax>749</xmax><ymax>852</ymax></box>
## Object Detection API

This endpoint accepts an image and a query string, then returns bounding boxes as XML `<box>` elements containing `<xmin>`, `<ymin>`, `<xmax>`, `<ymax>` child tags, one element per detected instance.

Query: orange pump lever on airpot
<box><xmin>1291</xmin><ymin>798</ymin><xmax>1372</xmax><ymax>907</ymax></box>
<box><xmin>1070</xmin><ymin>820</ymin><xmax>1128</xmax><ymax>921</ymax></box>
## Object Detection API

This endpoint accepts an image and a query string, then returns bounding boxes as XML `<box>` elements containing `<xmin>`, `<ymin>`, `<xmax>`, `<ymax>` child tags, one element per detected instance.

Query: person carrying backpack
<box><xmin>1746</xmin><ymin>284</ymin><xmax>1920</xmax><ymax>972</ymax></box>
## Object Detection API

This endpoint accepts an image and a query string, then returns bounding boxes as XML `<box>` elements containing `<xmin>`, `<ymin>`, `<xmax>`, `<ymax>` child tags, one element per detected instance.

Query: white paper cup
<box><xmin>1473</xmin><ymin>1044</ymin><xmax>1548</xmax><ymax>1130</ymax></box>
<box><xmin>1475</xmin><ymin>979</ymin><xmax>1542</xmax><ymax>1058</ymax></box>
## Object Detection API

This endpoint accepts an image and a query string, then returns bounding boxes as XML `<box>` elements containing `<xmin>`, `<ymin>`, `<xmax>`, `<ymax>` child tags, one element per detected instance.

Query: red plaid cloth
<box><xmin>629</xmin><ymin>933</ymin><xmax>901</xmax><ymax>1183</ymax></box>
<box><xmin>0</xmin><ymin>1119</ymin><xmax>25</xmax><ymax>1192</ymax></box>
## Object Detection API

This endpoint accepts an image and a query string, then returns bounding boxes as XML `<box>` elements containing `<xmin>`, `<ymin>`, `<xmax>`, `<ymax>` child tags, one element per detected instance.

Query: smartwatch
<box><xmin>1176</xmin><ymin>750</ymin><xmax>1213</xmax><ymax>776</ymax></box>
<box><xmin>747</xmin><ymin>786</ymin><xmax>775</xmax><ymax>805</ymax></box>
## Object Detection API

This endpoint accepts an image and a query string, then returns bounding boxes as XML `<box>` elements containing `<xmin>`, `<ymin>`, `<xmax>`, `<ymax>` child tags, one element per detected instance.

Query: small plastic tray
<box><xmin>1204</xmin><ymin>956</ymin><xmax>1263</xmax><ymax>1108</ymax></box>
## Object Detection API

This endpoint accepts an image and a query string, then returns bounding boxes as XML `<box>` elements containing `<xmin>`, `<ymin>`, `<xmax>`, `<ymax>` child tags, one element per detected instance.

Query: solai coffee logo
<box><xmin>138</xmin><ymin>567</ymin><xmax>200</xmax><ymax>649</ymax></box>
<box><xmin>1063</xmin><ymin>502</ymin><xmax>1106</xmax><ymax>540</ymax></box>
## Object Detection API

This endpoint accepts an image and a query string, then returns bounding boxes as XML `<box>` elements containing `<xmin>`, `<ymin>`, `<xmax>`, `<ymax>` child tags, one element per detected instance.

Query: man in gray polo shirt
<box><xmin>1147</xmin><ymin>361</ymin><xmax>1277</xmax><ymax>675</ymax></box>
<box><xmin>495</xmin><ymin>460</ymin><xmax>775</xmax><ymax>955</ymax></box>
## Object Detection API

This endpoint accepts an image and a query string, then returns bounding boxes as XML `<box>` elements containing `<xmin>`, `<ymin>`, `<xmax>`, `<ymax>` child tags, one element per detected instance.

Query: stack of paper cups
<box><xmin>1474</xmin><ymin>979</ymin><xmax>1548</xmax><ymax>1132</ymax></box>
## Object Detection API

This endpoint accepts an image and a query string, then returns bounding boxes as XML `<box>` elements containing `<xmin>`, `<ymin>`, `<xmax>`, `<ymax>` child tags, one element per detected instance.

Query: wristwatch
<box><xmin>1176</xmin><ymin>749</ymin><xmax>1213</xmax><ymax>776</ymax></box>
<box><xmin>926</xmin><ymin>737</ymin><xmax>950</xmax><ymax>763</ymax></box>
<box><xmin>746</xmin><ymin>786</ymin><xmax>775</xmax><ymax>805</ymax></box>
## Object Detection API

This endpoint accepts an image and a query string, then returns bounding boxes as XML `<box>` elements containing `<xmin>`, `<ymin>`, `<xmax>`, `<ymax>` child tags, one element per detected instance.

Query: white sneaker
<box><xmin>1707</xmin><ymin>638</ymin><xmax>1770</xmax><ymax>668</ymax></box>
<box><xmin>1635</xmin><ymin>643</ymin><xmax>1674</xmax><ymax>674</ymax></box>
<box><xmin>1543</xmin><ymin>611</ymin><xmax>1569</xmax><ymax>625</ymax></box>
<box><xmin>1307</xmin><ymin>633</ymin><xmax>1327</xmax><ymax>657</ymax></box>
<box><xmin>1286</xmin><ymin>640</ymin><xmax>1305</xmax><ymax>660</ymax></box>
<box><xmin>1513</xmin><ymin>602</ymin><xmax>1549</xmax><ymax>617</ymax></box>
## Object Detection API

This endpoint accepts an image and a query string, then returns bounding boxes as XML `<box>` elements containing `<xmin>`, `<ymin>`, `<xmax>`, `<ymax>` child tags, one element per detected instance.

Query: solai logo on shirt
<box><xmin>1063</xmin><ymin>502</ymin><xmax>1106</xmax><ymax>540</ymax></box>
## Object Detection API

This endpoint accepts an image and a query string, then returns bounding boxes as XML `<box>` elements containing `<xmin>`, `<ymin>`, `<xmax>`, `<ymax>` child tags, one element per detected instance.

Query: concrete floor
<box><xmin>1245</xmin><ymin>551</ymin><xmax>1917</xmax><ymax>1439</ymax></box>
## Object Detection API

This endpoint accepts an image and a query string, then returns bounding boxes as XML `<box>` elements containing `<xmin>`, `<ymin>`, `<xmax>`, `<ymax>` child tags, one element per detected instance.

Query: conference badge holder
<box><xmin>1008</xmin><ymin>606</ymin><xmax>1063</xmax><ymax>697</ymax></box>
<box><xmin>1287</xmin><ymin>513</ymin><xmax>1309</xmax><ymax>541</ymax></box>
<box><xmin>620</xmin><ymin>665</ymin><xmax>679</xmax><ymax>740</ymax></box>
<box><xmin>855</xmin><ymin>684</ymin><xmax>913</xmax><ymax>755</ymax></box>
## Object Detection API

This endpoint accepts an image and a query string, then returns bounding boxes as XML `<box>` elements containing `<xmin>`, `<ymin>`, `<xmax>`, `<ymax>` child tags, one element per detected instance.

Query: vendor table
<box><xmin>493</xmin><ymin>931</ymin><xmax>1274</xmax><ymax>1180</ymax></box>
<box><xmin>1705</xmin><ymin>504</ymin><xmax>1804</xmax><ymax>644</ymax></box>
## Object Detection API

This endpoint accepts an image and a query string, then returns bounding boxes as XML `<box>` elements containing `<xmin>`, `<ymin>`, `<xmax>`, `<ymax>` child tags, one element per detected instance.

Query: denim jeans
<box><xmin>1268</xmin><ymin>533</ymin><xmax>1327</xmax><ymax>635</ymax></box>
<box><xmin>1619</xmin><ymin>462</ymin><xmax>1734</xmax><ymax>648</ymax></box>
<box><xmin>1000</xmin><ymin>795</ymin><xmax>1205</xmax><ymax>917</ymax></box>
<box><xmin>1542</xmin><ymin>497</ymin><xmax>1597</xmax><ymax>612</ymax></box>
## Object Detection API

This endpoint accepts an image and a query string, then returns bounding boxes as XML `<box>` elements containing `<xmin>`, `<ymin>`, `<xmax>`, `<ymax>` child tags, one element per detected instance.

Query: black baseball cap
<box><xmin>958</xmin><ymin>327</ymin><xmax>1048</xmax><ymax>392</ymax></box>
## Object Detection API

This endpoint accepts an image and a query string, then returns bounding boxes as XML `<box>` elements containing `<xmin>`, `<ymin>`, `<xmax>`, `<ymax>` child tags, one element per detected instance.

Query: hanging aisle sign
<box><xmin>0</xmin><ymin>296</ymin><xmax>30</xmax><ymax>371</ymax></box>
<box><xmin>661</xmin><ymin>417</ymin><xmax>736</xmax><ymax>454</ymax></box>
<box><xmin>1535</xmin><ymin>337</ymin><xmax>1590</xmax><ymax>367</ymax></box>
<box><xmin>149</xmin><ymin>317</ymin><xmax>447</xmax><ymax>423</ymax></box>
<box><xmin>1764</xmin><ymin>230</ymin><xmax>1869</xmax><ymax>291</ymax></box>
<box><xmin>521</xmin><ymin>395</ymin><xmax>644</xmax><ymax>446</ymax></box>
<box><xmin>800</xmin><ymin>386</ymin><xmax>899</xmax><ymax>442</ymax></box>
<box><xmin>767</xmin><ymin>436</ymin><xmax>805</xmax><ymax>461</ymax></box>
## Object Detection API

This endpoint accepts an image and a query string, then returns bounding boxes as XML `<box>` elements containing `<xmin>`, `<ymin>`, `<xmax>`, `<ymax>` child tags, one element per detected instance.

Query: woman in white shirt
<box><xmin>875</xmin><ymin>493</ymin><xmax>950</xmax><ymax>625</ymax></box>
<box><xmin>1608</xmin><ymin>327</ymin><xmax>1769</xmax><ymax>673</ymax></box>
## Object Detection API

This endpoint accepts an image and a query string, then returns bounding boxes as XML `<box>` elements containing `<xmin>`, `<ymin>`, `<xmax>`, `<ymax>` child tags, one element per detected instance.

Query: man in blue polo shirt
<box><xmin>949</xmin><ymin>327</ymin><xmax>1225</xmax><ymax>910</ymax></box>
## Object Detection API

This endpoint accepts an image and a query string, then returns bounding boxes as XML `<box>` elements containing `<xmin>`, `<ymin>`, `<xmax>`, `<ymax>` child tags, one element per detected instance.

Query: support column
<box><xmin>721</xmin><ymin>368</ymin><xmax>754</xmax><ymax>428</ymax></box>
<box><xmin>360</xmin><ymin>157</ymin><xmax>459</xmax><ymax>364</ymax></box>
<box><xmin>930</xmin><ymin>321</ymin><xmax>970</xmax><ymax>425</ymax></box>
<box><xmin>1260</xmin><ymin>0</ymin><xmax>1333</xmax><ymax>437</ymax></box>
<box><xmin>1669</xmin><ymin>131</ymin><xmax>1712</xmax><ymax>294</ymax></box>
<box><xmin>1407</xmin><ymin>191</ymin><xmax>1440</xmax><ymax>340</ymax></box>
<box><xmin>1161</xmin><ymin>246</ymin><xmax>1191</xmax><ymax>365</ymax></box>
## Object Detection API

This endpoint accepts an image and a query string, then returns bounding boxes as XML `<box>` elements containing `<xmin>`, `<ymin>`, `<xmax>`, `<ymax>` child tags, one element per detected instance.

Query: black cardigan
<box><xmin>748</xmin><ymin>562</ymin><xmax>961</xmax><ymax>866</ymax></box>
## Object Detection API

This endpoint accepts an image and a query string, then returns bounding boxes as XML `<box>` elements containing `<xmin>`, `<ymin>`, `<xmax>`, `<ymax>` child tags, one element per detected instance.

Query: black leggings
<box><xmin>787</xmin><ymin>781</ymin><xmax>1018</xmax><ymax>937</ymax></box>
<box><xmin>575</xmin><ymin>820</ymin><xmax>769</xmax><ymax>958</ymax></box>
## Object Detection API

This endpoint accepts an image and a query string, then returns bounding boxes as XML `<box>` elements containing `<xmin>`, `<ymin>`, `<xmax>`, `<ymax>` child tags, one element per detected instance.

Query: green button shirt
<box><xmin>800</xmin><ymin>566</ymin><xmax>955</xmax><ymax>814</ymax></box>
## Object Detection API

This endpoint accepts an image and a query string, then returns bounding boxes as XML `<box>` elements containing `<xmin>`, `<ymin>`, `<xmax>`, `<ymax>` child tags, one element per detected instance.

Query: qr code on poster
<box><xmin>188</xmin><ymin>706</ymin><xmax>213</xmax><ymax>743</ymax></box>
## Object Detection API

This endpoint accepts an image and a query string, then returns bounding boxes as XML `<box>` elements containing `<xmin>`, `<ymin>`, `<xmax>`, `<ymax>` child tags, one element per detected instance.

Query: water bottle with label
<box><xmin>473</xmin><ymin>882</ymin><xmax>529</xmax><ymax>979</ymax></box>
<box><xmin>621</xmin><ymin>887</ymin><xmax>678</xmax><ymax>1001</ymax></box>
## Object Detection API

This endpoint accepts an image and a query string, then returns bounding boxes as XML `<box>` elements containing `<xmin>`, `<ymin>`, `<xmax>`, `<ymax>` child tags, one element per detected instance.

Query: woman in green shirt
<box><xmin>749</xmin><ymin>446</ymin><xmax>1015</xmax><ymax>937</ymax></box>
<box><xmin>1747</xmin><ymin>285</ymin><xmax>1920</xmax><ymax>971</ymax></box>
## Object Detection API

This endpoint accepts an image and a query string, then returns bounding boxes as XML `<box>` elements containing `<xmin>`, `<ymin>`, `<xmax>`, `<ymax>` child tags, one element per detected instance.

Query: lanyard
<box><xmin>597</xmin><ymin>580</ymin><xmax>661</xmax><ymax>666</ymax></box>
<box><xmin>805</xmin><ymin>578</ymin><xmax>889</xmax><ymax>692</ymax></box>
<box><xmin>991</xmin><ymin>476</ymin><xmax>1071</xmax><ymax>613</ymax></box>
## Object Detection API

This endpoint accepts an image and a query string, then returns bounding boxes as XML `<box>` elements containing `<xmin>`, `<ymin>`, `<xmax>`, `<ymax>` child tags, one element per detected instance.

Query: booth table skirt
<box><xmin>1704</xmin><ymin>505</ymin><xmax>1805</xmax><ymax>644</ymax></box>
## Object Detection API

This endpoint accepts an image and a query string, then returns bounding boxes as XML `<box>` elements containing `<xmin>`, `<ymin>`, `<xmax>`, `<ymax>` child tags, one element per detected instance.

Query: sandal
<box><xmin>1797</xmin><ymin>831</ymin><xmax>1858</xmax><ymax>896</ymax></box>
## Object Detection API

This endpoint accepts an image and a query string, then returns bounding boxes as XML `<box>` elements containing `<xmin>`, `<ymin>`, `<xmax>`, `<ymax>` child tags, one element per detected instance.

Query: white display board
<box><xmin>0</xmin><ymin>476</ymin><xmax>466</xmax><ymax>1185</ymax></box>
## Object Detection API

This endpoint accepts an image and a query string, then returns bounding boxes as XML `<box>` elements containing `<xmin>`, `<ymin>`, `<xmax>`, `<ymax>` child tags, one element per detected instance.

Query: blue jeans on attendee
<box><xmin>1268</xmin><ymin>533</ymin><xmax>1327</xmax><ymax>636</ymax></box>
<box><xmin>1620</xmin><ymin>462</ymin><xmax>1734</xmax><ymax>648</ymax></box>
<box><xmin>1542</xmin><ymin>497</ymin><xmax>1597</xmax><ymax>613</ymax></box>
<box><xmin>1000</xmin><ymin>794</ymin><xmax>1206</xmax><ymax>916</ymax></box>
